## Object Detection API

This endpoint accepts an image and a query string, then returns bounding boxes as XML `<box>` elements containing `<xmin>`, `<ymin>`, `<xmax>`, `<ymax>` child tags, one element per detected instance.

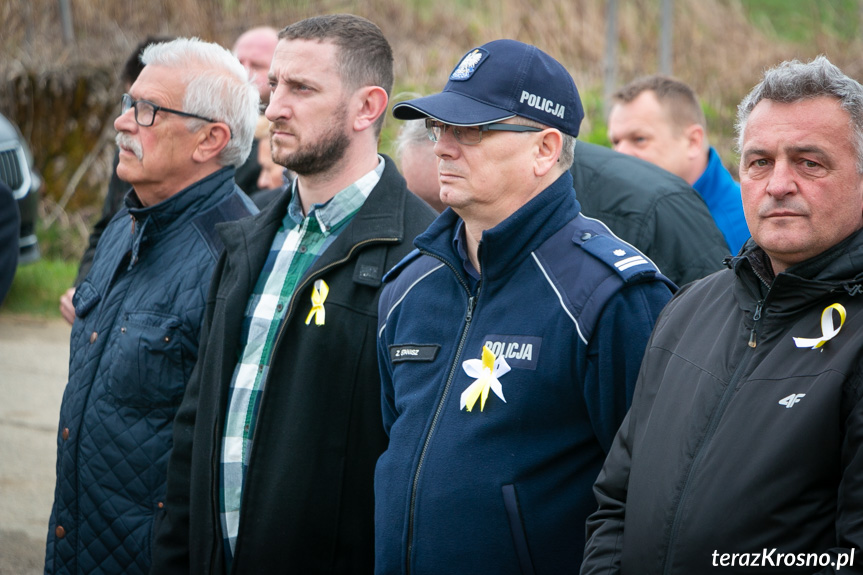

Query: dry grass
<box><xmin>8</xmin><ymin>0</ymin><xmax>856</xmax><ymax>99</ymax></box>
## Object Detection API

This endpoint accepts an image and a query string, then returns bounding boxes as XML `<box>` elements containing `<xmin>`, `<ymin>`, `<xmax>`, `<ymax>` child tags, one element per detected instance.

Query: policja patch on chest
<box><xmin>482</xmin><ymin>334</ymin><xmax>542</xmax><ymax>370</ymax></box>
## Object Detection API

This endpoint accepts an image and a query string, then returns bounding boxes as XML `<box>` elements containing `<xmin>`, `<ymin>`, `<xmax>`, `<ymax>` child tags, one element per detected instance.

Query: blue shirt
<box><xmin>693</xmin><ymin>147</ymin><xmax>750</xmax><ymax>254</ymax></box>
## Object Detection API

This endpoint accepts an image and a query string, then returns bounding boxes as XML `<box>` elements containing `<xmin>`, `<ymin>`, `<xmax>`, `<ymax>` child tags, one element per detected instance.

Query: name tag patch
<box><xmin>390</xmin><ymin>344</ymin><xmax>440</xmax><ymax>363</ymax></box>
<box><xmin>482</xmin><ymin>334</ymin><xmax>541</xmax><ymax>370</ymax></box>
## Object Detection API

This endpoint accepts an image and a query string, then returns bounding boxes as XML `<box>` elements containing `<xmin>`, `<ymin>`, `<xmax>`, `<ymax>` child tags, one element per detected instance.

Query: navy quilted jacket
<box><xmin>45</xmin><ymin>167</ymin><xmax>256</xmax><ymax>575</ymax></box>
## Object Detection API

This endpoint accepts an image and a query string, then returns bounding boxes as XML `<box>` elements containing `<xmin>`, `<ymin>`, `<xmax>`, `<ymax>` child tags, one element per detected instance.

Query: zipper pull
<box><xmin>466</xmin><ymin>296</ymin><xmax>476</xmax><ymax>322</ymax></box>
<box><xmin>130</xmin><ymin>214</ymin><xmax>136</xmax><ymax>235</ymax></box>
<box><xmin>749</xmin><ymin>300</ymin><xmax>763</xmax><ymax>348</ymax></box>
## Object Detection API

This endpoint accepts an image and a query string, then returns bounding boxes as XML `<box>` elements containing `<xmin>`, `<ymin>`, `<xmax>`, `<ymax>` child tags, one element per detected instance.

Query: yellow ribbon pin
<box><xmin>305</xmin><ymin>279</ymin><xmax>329</xmax><ymax>326</ymax></box>
<box><xmin>460</xmin><ymin>345</ymin><xmax>510</xmax><ymax>412</ymax></box>
<box><xmin>793</xmin><ymin>303</ymin><xmax>846</xmax><ymax>349</ymax></box>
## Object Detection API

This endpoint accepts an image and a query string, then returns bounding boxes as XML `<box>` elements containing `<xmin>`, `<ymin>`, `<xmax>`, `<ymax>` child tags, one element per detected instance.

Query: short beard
<box><xmin>273</xmin><ymin>107</ymin><xmax>351</xmax><ymax>177</ymax></box>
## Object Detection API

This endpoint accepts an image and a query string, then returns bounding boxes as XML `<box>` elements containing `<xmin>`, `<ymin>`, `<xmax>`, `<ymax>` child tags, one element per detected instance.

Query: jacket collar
<box><xmin>123</xmin><ymin>167</ymin><xmax>236</xmax><ymax>268</ymax></box>
<box><xmin>732</xmin><ymin>228</ymin><xmax>863</xmax><ymax>308</ymax></box>
<box><xmin>693</xmin><ymin>147</ymin><xmax>736</xmax><ymax>204</ymax></box>
<box><xmin>217</xmin><ymin>154</ymin><xmax>409</xmax><ymax>278</ymax></box>
<box><xmin>125</xmin><ymin>166</ymin><xmax>236</xmax><ymax>235</ymax></box>
<box><xmin>415</xmin><ymin>170</ymin><xmax>580</xmax><ymax>284</ymax></box>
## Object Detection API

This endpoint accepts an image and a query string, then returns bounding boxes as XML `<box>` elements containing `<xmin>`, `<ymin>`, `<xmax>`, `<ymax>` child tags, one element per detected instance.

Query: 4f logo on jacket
<box><xmin>778</xmin><ymin>393</ymin><xmax>805</xmax><ymax>408</ymax></box>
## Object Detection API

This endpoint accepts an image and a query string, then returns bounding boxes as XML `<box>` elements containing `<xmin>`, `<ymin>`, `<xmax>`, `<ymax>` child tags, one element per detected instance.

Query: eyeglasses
<box><xmin>121</xmin><ymin>93</ymin><xmax>219</xmax><ymax>128</ymax></box>
<box><xmin>425</xmin><ymin>118</ymin><xmax>542</xmax><ymax>146</ymax></box>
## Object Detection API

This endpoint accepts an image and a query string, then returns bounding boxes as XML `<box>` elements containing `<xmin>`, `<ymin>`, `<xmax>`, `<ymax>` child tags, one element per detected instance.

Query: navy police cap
<box><xmin>393</xmin><ymin>39</ymin><xmax>584</xmax><ymax>137</ymax></box>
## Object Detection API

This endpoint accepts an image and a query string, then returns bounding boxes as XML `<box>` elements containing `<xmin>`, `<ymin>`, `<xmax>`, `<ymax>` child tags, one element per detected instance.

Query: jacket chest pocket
<box><xmin>108</xmin><ymin>312</ymin><xmax>186</xmax><ymax>408</ymax></box>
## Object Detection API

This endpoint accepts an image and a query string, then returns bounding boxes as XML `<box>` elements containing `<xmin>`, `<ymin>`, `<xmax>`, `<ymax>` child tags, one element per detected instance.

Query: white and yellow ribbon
<box><xmin>460</xmin><ymin>345</ymin><xmax>510</xmax><ymax>412</ymax></box>
<box><xmin>305</xmin><ymin>279</ymin><xmax>329</xmax><ymax>326</ymax></box>
<box><xmin>793</xmin><ymin>303</ymin><xmax>846</xmax><ymax>349</ymax></box>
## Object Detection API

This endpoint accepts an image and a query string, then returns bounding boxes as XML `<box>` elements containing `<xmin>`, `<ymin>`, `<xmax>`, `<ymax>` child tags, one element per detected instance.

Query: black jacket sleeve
<box><xmin>150</xmin><ymin>253</ymin><xmax>226</xmax><ymax>575</ymax></box>
<box><xmin>0</xmin><ymin>182</ymin><xmax>20</xmax><ymax>305</ymax></box>
<box><xmin>580</xmin><ymin>407</ymin><xmax>634</xmax><ymax>575</ymax></box>
<box><xmin>580</xmin><ymin>301</ymin><xmax>667</xmax><ymax>575</ymax></box>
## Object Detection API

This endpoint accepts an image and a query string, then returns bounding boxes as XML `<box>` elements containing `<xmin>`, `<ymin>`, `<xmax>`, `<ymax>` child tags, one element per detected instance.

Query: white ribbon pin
<box><xmin>793</xmin><ymin>303</ymin><xmax>846</xmax><ymax>350</ymax></box>
<box><xmin>460</xmin><ymin>345</ymin><xmax>510</xmax><ymax>412</ymax></box>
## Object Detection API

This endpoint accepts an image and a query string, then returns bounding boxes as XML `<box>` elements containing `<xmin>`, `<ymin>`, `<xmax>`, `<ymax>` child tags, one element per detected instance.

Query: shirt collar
<box><xmin>285</xmin><ymin>155</ymin><xmax>385</xmax><ymax>233</ymax></box>
<box><xmin>452</xmin><ymin>218</ymin><xmax>481</xmax><ymax>283</ymax></box>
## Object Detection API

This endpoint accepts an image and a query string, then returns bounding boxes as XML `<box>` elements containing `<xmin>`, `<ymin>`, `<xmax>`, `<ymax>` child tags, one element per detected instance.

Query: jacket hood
<box><xmin>734</xmin><ymin>229</ymin><xmax>863</xmax><ymax>284</ymax></box>
<box><xmin>730</xmin><ymin>228</ymin><xmax>863</xmax><ymax>319</ymax></box>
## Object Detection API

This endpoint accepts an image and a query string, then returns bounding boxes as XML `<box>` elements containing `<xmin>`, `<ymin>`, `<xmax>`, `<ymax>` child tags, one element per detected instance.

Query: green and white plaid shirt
<box><xmin>219</xmin><ymin>157</ymin><xmax>384</xmax><ymax>568</ymax></box>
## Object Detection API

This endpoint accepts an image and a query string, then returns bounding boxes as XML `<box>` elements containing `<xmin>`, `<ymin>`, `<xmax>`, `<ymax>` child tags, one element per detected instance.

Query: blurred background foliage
<box><xmin>2</xmin><ymin>0</ymin><xmax>863</xmax><ymax>313</ymax></box>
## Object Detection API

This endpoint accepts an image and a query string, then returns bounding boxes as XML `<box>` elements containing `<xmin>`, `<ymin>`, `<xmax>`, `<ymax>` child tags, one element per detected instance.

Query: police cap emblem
<box><xmin>450</xmin><ymin>48</ymin><xmax>489</xmax><ymax>81</ymax></box>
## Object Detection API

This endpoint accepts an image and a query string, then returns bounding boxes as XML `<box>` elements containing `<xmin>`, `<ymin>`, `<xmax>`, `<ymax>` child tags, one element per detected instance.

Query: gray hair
<box><xmin>511</xmin><ymin>116</ymin><xmax>575</xmax><ymax>170</ymax></box>
<box><xmin>141</xmin><ymin>37</ymin><xmax>260</xmax><ymax>168</ymax></box>
<box><xmin>736</xmin><ymin>55</ymin><xmax>863</xmax><ymax>172</ymax></box>
<box><xmin>395</xmin><ymin>119</ymin><xmax>431</xmax><ymax>159</ymax></box>
<box><xmin>559</xmin><ymin>133</ymin><xmax>576</xmax><ymax>170</ymax></box>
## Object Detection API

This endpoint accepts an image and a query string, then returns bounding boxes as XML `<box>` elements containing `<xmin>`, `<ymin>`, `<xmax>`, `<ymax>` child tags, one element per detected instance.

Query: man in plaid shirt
<box><xmin>151</xmin><ymin>14</ymin><xmax>437</xmax><ymax>575</ymax></box>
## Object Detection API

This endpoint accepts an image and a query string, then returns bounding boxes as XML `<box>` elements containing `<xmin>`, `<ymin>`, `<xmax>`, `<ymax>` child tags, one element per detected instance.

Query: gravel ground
<box><xmin>0</xmin><ymin>313</ymin><xmax>70</xmax><ymax>575</ymax></box>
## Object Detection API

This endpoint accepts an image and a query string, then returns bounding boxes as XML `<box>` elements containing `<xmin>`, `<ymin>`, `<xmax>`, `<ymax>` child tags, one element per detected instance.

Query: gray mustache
<box><xmin>116</xmin><ymin>133</ymin><xmax>143</xmax><ymax>160</ymax></box>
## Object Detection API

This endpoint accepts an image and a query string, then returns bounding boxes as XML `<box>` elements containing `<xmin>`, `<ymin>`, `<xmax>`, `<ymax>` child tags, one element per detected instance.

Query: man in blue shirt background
<box><xmin>608</xmin><ymin>74</ymin><xmax>750</xmax><ymax>254</ymax></box>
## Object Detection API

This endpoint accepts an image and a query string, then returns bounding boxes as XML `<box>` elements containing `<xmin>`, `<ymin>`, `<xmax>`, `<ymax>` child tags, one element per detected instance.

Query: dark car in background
<box><xmin>0</xmin><ymin>112</ymin><xmax>40</xmax><ymax>264</ymax></box>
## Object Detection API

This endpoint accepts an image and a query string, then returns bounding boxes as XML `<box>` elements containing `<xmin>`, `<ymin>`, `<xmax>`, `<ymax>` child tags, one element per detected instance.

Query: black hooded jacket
<box><xmin>582</xmin><ymin>230</ymin><xmax>863</xmax><ymax>574</ymax></box>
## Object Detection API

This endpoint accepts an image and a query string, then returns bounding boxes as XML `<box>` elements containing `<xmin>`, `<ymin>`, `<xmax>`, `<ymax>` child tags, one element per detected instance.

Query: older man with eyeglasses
<box><xmin>374</xmin><ymin>39</ymin><xmax>675</xmax><ymax>574</ymax></box>
<box><xmin>44</xmin><ymin>37</ymin><xmax>258</xmax><ymax>575</ymax></box>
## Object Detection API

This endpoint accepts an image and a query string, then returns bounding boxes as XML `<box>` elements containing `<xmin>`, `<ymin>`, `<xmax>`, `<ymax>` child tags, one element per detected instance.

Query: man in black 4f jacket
<box><xmin>150</xmin><ymin>15</ymin><xmax>436</xmax><ymax>575</ymax></box>
<box><xmin>581</xmin><ymin>56</ymin><xmax>863</xmax><ymax>574</ymax></box>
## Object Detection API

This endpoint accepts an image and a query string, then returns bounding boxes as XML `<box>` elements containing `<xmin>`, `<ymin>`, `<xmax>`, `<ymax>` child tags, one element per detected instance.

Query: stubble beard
<box><xmin>272</xmin><ymin>107</ymin><xmax>351</xmax><ymax>177</ymax></box>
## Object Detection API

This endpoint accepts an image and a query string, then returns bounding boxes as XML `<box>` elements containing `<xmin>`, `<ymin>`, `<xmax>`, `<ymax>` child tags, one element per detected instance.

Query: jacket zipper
<box><xmin>748</xmin><ymin>300</ymin><xmax>764</xmax><ymax>348</ymax></box>
<box><xmin>662</xmin><ymin>293</ymin><xmax>769</xmax><ymax>574</ymax></box>
<box><xmin>746</xmin><ymin>259</ymin><xmax>772</xmax><ymax>348</ymax></box>
<box><xmin>225</xmin><ymin>236</ymin><xmax>398</xmax><ymax>570</ymax></box>
<box><xmin>405</xmin><ymin>251</ymin><xmax>478</xmax><ymax>575</ymax></box>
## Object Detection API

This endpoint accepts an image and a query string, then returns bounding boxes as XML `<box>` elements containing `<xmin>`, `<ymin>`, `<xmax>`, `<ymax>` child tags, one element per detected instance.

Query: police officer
<box><xmin>374</xmin><ymin>39</ymin><xmax>675</xmax><ymax>574</ymax></box>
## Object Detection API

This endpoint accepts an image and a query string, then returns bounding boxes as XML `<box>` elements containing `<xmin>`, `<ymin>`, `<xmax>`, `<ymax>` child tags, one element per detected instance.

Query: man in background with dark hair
<box><xmin>151</xmin><ymin>14</ymin><xmax>435</xmax><ymax>575</ymax></box>
<box><xmin>608</xmin><ymin>75</ymin><xmax>750</xmax><ymax>254</ymax></box>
